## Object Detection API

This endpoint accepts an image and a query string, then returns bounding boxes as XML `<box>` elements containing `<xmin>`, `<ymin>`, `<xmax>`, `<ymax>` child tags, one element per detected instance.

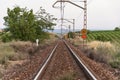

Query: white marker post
<box><xmin>36</xmin><ymin>39</ymin><xmax>39</xmax><ymax>46</ymax></box>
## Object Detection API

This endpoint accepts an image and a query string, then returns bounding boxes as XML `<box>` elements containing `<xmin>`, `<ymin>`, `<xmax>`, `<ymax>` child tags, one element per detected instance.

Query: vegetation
<box><xmin>109</xmin><ymin>46</ymin><xmax>120</xmax><ymax>68</ymax></box>
<box><xmin>0</xmin><ymin>41</ymin><xmax>35</xmax><ymax>79</ymax></box>
<box><xmin>67</xmin><ymin>32</ymin><xmax>74</xmax><ymax>39</ymax></box>
<box><xmin>72</xmin><ymin>30</ymin><xmax>120</xmax><ymax>69</ymax></box>
<box><xmin>56</xmin><ymin>72</ymin><xmax>76</xmax><ymax>80</ymax></box>
<box><xmin>75</xmin><ymin>40</ymin><xmax>118</xmax><ymax>69</ymax></box>
<box><xmin>0</xmin><ymin>43</ymin><xmax>16</xmax><ymax>64</ymax></box>
<box><xmin>114</xmin><ymin>27</ymin><xmax>120</xmax><ymax>31</ymax></box>
<box><xmin>87</xmin><ymin>30</ymin><xmax>120</xmax><ymax>43</ymax></box>
<box><xmin>0</xmin><ymin>33</ymin><xmax>58</xmax><ymax>64</ymax></box>
<box><xmin>86</xmin><ymin>29</ymin><xmax>120</xmax><ymax>69</ymax></box>
<box><xmin>3</xmin><ymin>6</ymin><xmax>56</xmax><ymax>42</ymax></box>
<box><xmin>1</xmin><ymin>32</ymin><xmax>13</xmax><ymax>42</ymax></box>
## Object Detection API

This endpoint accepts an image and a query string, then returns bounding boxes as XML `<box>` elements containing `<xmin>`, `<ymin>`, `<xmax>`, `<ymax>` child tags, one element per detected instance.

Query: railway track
<box><xmin>33</xmin><ymin>40</ymin><xmax>97</xmax><ymax>80</ymax></box>
<box><xmin>3</xmin><ymin>40</ymin><xmax>116</xmax><ymax>80</ymax></box>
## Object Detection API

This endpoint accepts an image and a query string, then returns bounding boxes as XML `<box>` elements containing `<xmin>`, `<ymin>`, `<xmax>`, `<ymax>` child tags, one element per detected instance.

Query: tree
<box><xmin>114</xmin><ymin>27</ymin><xmax>120</xmax><ymax>31</ymax></box>
<box><xmin>68</xmin><ymin>32</ymin><xmax>74</xmax><ymax>39</ymax></box>
<box><xmin>4</xmin><ymin>6</ymin><xmax>56</xmax><ymax>42</ymax></box>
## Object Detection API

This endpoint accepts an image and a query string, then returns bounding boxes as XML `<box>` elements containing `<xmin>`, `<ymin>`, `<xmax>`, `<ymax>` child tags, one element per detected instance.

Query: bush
<box><xmin>0</xmin><ymin>57</ymin><xmax>8</xmax><ymax>64</ymax></box>
<box><xmin>95</xmin><ymin>45</ymin><xmax>109</xmax><ymax>63</ymax></box>
<box><xmin>110</xmin><ymin>60</ymin><xmax>120</xmax><ymax>68</ymax></box>
<box><xmin>110</xmin><ymin>48</ymin><xmax>120</xmax><ymax>68</ymax></box>
<box><xmin>87</xmin><ymin>41</ymin><xmax>116</xmax><ymax>64</ymax></box>
<box><xmin>1</xmin><ymin>33</ymin><xmax>12</xmax><ymax>42</ymax></box>
<box><xmin>0</xmin><ymin>43</ymin><xmax>16</xmax><ymax>64</ymax></box>
<box><xmin>68</xmin><ymin>32</ymin><xmax>74</xmax><ymax>39</ymax></box>
<box><xmin>87</xmin><ymin>41</ymin><xmax>120</xmax><ymax>69</ymax></box>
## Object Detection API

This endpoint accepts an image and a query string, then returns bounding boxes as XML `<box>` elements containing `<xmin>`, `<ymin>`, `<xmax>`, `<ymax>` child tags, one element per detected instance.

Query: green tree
<box><xmin>68</xmin><ymin>32</ymin><xmax>74</xmax><ymax>39</ymax></box>
<box><xmin>114</xmin><ymin>27</ymin><xmax>120</xmax><ymax>31</ymax></box>
<box><xmin>4</xmin><ymin>6</ymin><xmax>56</xmax><ymax>42</ymax></box>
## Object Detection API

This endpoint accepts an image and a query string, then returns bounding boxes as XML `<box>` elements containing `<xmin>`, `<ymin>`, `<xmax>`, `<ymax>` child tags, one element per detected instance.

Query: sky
<box><xmin>0</xmin><ymin>0</ymin><xmax>120</xmax><ymax>30</ymax></box>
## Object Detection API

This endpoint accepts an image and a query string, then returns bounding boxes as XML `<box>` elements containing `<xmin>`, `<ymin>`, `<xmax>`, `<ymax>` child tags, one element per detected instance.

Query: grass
<box><xmin>0</xmin><ymin>42</ymin><xmax>16</xmax><ymax>79</ymax></box>
<box><xmin>87</xmin><ymin>41</ymin><xmax>120</xmax><ymax>68</ymax></box>
<box><xmin>0</xmin><ymin>41</ymin><xmax>33</xmax><ymax>64</ymax></box>
<box><xmin>109</xmin><ymin>45</ymin><xmax>120</xmax><ymax>68</ymax></box>
<box><xmin>0</xmin><ymin>41</ymin><xmax>32</xmax><ymax>79</ymax></box>
<box><xmin>56</xmin><ymin>72</ymin><xmax>76</xmax><ymax>80</ymax></box>
<box><xmin>0</xmin><ymin>42</ymin><xmax>15</xmax><ymax>64</ymax></box>
<box><xmin>0</xmin><ymin>33</ymin><xmax>57</xmax><ymax>64</ymax></box>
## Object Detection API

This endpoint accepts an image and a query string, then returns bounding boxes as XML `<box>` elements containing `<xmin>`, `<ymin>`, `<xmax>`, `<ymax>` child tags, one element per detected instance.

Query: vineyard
<box><xmin>87</xmin><ymin>30</ymin><xmax>120</xmax><ymax>44</ymax></box>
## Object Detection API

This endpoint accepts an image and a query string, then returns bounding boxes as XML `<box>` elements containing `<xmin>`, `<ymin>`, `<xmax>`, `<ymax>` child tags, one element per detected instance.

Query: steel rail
<box><xmin>33</xmin><ymin>40</ymin><xmax>97</xmax><ymax>80</ymax></box>
<box><xmin>33</xmin><ymin>43</ymin><xmax>58</xmax><ymax>80</ymax></box>
<box><xmin>64</xmin><ymin>40</ymin><xmax>97</xmax><ymax>80</ymax></box>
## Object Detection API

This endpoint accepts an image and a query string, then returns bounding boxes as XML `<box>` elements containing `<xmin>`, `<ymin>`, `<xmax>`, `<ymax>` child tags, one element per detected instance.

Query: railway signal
<box><xmin>81</xmin><ymin>28</ymin><xmax>87</xmax><ymax>39</ymax></box>
<box><xmin>81</xmin><ymin>35</ymin><xmax>87</xmax><ymax>39</ymax></box>
<box><xmin>81</xmin><ymin>28</ymin><xmax>87</xmax><ymax>35</ymax></box>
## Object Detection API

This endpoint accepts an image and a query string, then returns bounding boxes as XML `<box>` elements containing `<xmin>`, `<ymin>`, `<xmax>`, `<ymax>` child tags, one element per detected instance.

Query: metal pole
<box><xmin>60</xmin><ymin>0</ymin><xmax>63</xmax><ymax>36</ymax></box>
<box><xmin>84</xmin><ymin>0</ymin><xmax>87</xmax><ymax>29</ymax></box>
<box><xmin>69</xmin><ymin>25</ymin><xmax>70</xmax><ymax>41</ymax></box>
<box><xmin>83</xmin><ymin>0</ymin><xmax>87</xmax><ymax>48</ymax></box>
<box><xmin>73</xmin><ymin>19</ymin><xmax>75</xmax><ymax>38</ymax></box>
<box><xmin>60</xmin><ymin>0</ymin><xmax>65</xmax><ymax>37</ymax></box>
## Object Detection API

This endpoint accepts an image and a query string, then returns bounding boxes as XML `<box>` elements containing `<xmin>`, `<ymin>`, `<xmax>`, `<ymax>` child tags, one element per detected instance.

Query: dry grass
<box><xmin>0</xmin><ymin>42</ymin><xmax>15</xmax><ymax>64</ymax></box>
<box><xmin>0</xmin><ymin>41</ymin><xmax>35</xmax><ymax>64</ymax></box>
<box><xmin>86</xmin><ymin>41</ymin><xmax>120</xmax><ymax>68</ymax></box>
<box><xmin>0</xmin><ymin>38</ymin><xmax>56</xmax><ymax>79</ymax></box>
<box><xmin>0</xmin><ymin>41</ymin><xmax>33</xmax><ymax>79</ymax></box>
<box><xmin>44</xmin><ymin>33</ymin><xmax>58</xmax><ymax>45</ymax></box>
<box><xmin>70</xmin><ymin>36</ymin><xmax>83</xmax><ymax>46</ymax></box>
<box><xmin>70</xmin><ymin>39</ymin><xmax>119</xmax><ymax>67</ymax></box>
<box><xmin>0</xmin><ymin>42</ymin><xmax>16</xmax><ymax>79</ymax></box>
<box><xmin>56</xmin><ymin>72</ymin><xmax>76</xmax><ymax>80</ymax></box>
<box><xmin>88</xmin><ymin>41</ymin><xmax>114</xmax><ymax>50</ymax></box>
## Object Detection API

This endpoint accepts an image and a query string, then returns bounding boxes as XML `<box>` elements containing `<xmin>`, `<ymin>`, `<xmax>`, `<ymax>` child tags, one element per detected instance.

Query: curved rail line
<box><xmin>33</xmin><ymin>40</ymin><xmax>97</xmax><ymax>80</ymax></box>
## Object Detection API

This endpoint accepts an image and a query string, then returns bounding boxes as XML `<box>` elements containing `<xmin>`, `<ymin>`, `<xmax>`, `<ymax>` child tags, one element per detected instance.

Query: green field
<box><xmin>87</xmin><ymin>30</ymin><xmax>120</xmax><ymax>44</ymax></box>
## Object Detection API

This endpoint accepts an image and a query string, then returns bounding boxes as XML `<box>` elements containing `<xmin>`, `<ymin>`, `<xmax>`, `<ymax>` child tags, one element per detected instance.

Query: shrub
<box><xmin>87</xmin><ymin>41</ymin><xmax>116</xmax><ymax>64</ymax></box>
<box><xmin>1</xmin><ymin>33</ymin><xmax>13</xmax><ymax>42</ymax></box>
<box><xmin>0</xmin><ymin>43</ymin><xmax>15</xmax><ymax>64</ymax></box>
<box><xmin>95</xmin><ymin>45</ymin><xmax>111</xmax><ymax>63</ymax></box>
<box><xmin>87</xmin><ymin>41</ymin><xmax>120</xmax><ymax>69</ymax></box>
<box><xmin>110</xmin><ymin>60</ymin><xmax>120</xmax><ymax>68</ymax></box>
<box><xmin>110</xmin><ymin>47</ymin><xmax>120</xmax><ymax>68</ymax></box>
<box><xmin>68</xmin><ymin>32</ymin><xmax>74</xmax><ymax>39</ymax></box>
<box><xmin>0</xmin><ymin>57</ymin><xmax>8</xmax><ymax>64</ymax></box>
